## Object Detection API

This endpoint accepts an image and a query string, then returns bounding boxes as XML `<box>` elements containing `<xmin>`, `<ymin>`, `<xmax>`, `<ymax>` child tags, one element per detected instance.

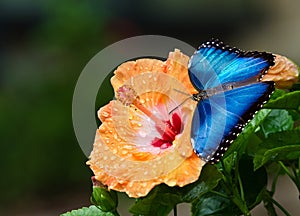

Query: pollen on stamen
<box><xmin>117</xmin><ymin>85</ymin><xmax>138</xmax><ymax>106</ymax></box>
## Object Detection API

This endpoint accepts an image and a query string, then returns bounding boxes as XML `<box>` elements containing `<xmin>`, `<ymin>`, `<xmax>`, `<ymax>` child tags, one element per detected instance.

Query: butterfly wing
<box><xmin>191</xmin><ymin>82</ymin><xmax>274</xmax><ymax>162</ymax></box>
<box><xmin>188</xmin><ymin>39</ymin><xmax>274</xmax><ymax>91</ymax></box>
<box><xmin>188</xmin><ymin>39</ymin><xmax>275</xmax><ymax>163</ymax></box>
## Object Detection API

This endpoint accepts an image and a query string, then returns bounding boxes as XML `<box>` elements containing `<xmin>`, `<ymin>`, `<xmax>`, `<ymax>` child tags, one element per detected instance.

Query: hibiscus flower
<box><xmin>262</xmin><ymin>54</ymin><xmax>299</xmax><ymax>89</ymax></box>
<box><xmin>87</xmin><ymin>49</ymin><xmax>205</xmax><ymax>198</ymax></box>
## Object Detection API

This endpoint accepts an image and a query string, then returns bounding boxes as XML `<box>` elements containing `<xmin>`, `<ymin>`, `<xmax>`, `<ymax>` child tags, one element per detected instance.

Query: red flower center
<box><xmin>151</xmin><ymin>113</ymin><xmax>183</xmax><ymax>149</ymax></box>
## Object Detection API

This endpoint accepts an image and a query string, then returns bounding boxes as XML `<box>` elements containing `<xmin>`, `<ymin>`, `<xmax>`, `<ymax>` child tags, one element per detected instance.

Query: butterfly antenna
<box><xmin>169</xmin><ymin>89</ymin><xmax>193</xmax><ymax>114</ymax></box>
<box><xmin>172</xmin><ymin>88</ymin><xmax>191</xmax><ymax>96</ymax></box>
<box><xmin>169</xmin><ymin>96</ymin><xmax>193</xmax><ymax>115</ymax></box>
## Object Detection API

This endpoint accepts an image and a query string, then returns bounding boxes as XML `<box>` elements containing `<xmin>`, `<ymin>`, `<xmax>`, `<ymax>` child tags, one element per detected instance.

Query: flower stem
<box><xmin>271</xmin><ymin>168</ymin><xmax>281</xmax><ymax>195</ymax></box>
<box><xmin>210</xmin><ymin>190</ymin><xmax>230</xmax><ymax>199</ymax></box>
<box><xmin>231</xmin><ymin>187</ymin><xmax>251</xmax><ymax>216</ymax></box>
<box><xmin>173</xmin><ymin>205</ymin><xmax>177</xmax><ymax>216</ymax></box>
<box><xmin>279</xmin><ymin>161</ymin><xmax>300</xmax><ymax>190</ymax></box>
<box><xmin>220</xmin><ymin>160</ymin><xmax>251</xmax><ymax>216</ymax></box>
<box><xmin>237</xmin><ymin>168</ymin><xmax>245</xmax><ymax>202</ymax></box>
<box><xmin>112</xmin><ymin>210</ymin><xmax>120</xmax><ymax>216</ymax></box>
<box><xmin>270</xmin><ymin>197</ymin><xmax>291</xmax><ymax>216</ymax></box>
<box><xmin>279</xmin><ymin>161</ymin><xmax>294</xmax><ymax>181</ymax></box>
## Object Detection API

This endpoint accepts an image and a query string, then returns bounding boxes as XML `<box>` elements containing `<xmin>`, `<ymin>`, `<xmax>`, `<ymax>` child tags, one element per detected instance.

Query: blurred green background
<box><xmin>0</xmin><ymin>0</ymin><xmax>299</xmax><ymax>215</ymax></box>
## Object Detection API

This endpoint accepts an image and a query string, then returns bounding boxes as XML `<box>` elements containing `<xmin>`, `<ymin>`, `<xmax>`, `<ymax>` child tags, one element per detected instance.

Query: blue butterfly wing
<box><xmin>188</xmin><ymin>39</ymin><xmax>274</xmax><ymax>90</ymax></box>
<box><xmin>189</xmin><ymin>39</ymin><xmax>275</xmax><ymax>163</ymax></box>
<box><xmin>191</xmin><ymin>82</ymin><xmax>274</xmax><ymax>162</ymax></box>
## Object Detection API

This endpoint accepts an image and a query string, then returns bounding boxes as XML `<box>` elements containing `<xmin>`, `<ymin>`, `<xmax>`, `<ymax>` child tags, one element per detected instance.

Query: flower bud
<box><xmin>90</xmin><ymin>177</ymin><xmax>118</xmax><ymax>212</ymax></box>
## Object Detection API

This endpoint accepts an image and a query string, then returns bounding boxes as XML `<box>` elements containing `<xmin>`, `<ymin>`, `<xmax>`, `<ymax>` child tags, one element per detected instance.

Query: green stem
<box><xmin>298</xmin><ymin>158</ymin><xmax>300</xmax><ymax>198</ymax></box>
<box><xmin>112</xmin><ymin>210</ymin><xmax>120</xmax><ymax>216</ymax></box>
<box><xmin>220</xmin><ymin>161</ymin><xmax>251</xmax><ymax>216</ymax></box>
<box><xmin>271</xmin><ymin>169</ymin><xmax>281</xmax><ymax>195</ymax></box>
<box><xmin>234</xmin><ymin>156</ymin><xmax>250</xmax><ymax>215</ymax></box>
<box><xmin>231</xmin><ymin>187</ymin><xmax>251</xmax><ymax>216</ymax></box>
<box><xmin>219</xmin><ymin>180</ymin><xmax>232</xmax><ymax>197</ymax></box>
<box><xmin>237</xmin><ymin>169</ymin><xmax>245</xmax><ymax>202</ymax></box>
<box><xmin>173</xmin><ymin>205</ymin><xmax>177</xmax><ymax>216</ymax></box>
<box><xmin>290</xmin><ymin>162</ymin><xmax>297</xmax><ymax>178</ymax></box>
<box><xmin>279</xmin><ymin>161</ymin><xmax>299</xmax><ymax>188</ymax></box>
<box><xmin>279</xmin><ymin>161</ymin><xmax>300</xmax><ymax>200</ymax></box>
<box><xmin>270</xmin><ymin>198</ymin><xmax>292</xmax><ymax>216</ymax></box>
<box><xmin>279</xmin><ymin>161</ymin><xmax>294</xmax><ymax>180</ymax></box>
<box><xmin>290</xmin><ymin>162</ymin><xmax>300</xmax><ymax>188</ymax></box>
<box><xmin>210</xmin><ymin>190</ymin><xmax>230</xmax><ymax>199</ymax></box>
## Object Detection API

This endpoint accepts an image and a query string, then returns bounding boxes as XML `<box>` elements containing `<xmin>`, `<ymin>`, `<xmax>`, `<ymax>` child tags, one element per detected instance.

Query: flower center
<box><xmin>117</xmin><ymin>85</ymin><xmax>184</xmax><ymax>151</ymax></box>
<box><xmin>151</xmin><ymin>112</ymin><xmax>182</xmax><ymax>149</ymax></box>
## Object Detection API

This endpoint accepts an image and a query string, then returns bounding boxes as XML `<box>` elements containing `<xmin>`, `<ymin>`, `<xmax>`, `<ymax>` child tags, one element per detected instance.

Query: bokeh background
<box><xmin>0</xmin><ymin>0</ymin><xmax>299</xmax><ymax>215</ymax></box>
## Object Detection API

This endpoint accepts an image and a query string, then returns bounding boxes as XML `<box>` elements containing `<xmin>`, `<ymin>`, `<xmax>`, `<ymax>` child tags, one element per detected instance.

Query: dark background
<box><xmin>0</xmin><ymin>0</ymin><xmax>299</xmax><ymax>215</ymax></box>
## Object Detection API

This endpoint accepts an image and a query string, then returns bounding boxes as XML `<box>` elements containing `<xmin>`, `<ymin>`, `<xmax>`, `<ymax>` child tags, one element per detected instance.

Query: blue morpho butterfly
<box><xmin>187</xmin><ymin>39</ymin><xmax>275</xmax><ymax>163</ymax></box>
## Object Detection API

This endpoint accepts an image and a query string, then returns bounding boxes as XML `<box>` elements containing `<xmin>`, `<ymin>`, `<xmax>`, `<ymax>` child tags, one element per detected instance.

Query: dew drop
<box><xmin>102</xmin><ymin>111</ymin><xmax>109</xmax><ymax>117</ymax></box>
<box><xmin>122</xmin><ymin>150</ymin><xmax>128</xmax><ymax>155</ymax></box>
<box><xmin>140</xmin><ymin>98</ymin><xmax>145</xmax><ymax>104</ymax></box>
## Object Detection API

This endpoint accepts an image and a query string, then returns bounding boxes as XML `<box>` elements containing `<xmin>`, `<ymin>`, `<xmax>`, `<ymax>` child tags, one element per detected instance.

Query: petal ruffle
<box><xmin>111</xmin><ymin>49</ymin><xmax>197</xmax><ymax>94</ymax></box>
<box><xmin>262</xmin><ymin>54</ymin><xmax>299</xmax><ymax>89</ymax></box>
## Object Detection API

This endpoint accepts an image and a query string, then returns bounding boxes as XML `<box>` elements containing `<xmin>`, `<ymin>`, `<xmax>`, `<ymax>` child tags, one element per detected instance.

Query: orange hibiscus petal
<box><xmin>262</xmin><ymin>54</ymin><xmax>299</xmax><ymax>89</ymax></box>
<box><xmin>87</xmin><ymin>49</ymin><xmax>204</xmax><ymax>198</ymax></box>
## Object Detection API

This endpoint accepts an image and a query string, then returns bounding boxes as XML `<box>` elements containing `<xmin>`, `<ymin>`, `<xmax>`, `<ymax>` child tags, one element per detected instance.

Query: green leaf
<box><xmin>264</xmin><ymin>91</ymin><xmax>300</xmax><ymax>110</ymax></box>
<box><xmin>245</xmin><ymin>134</ymin><xmax>263</xmax><ymax>157</ymax></box>
<box><xmin>225</xmin><ymin>109</ymin><xmax>272</xmax><ymax>157</ymax></box>
<box><xmin>261</xmin><ymin>128</ymin><xmax>300</xmax><ymax>148</ymax></box>
<box><xmin>129</xmin><ymin>164</ymin><xmax>223</xmax><ymax>216</ymax></box>
<box><xmin>129</xmin><ymin>184</ymin><xmax>181</xmax><ymax>216</ymax></box>
<box><xmin>91</xmin><ymin>187</ymin><xmax>118</xmax><ymax>212</ymax></box>
<box><xmin>221</xmin><ymin>152</ymin><xmax>239</xmax><ymax>175</ymax></box>
<box><xmin>260</xmin><ymin>109</ymin><xmax>293</xmax><ymax>138</ymax></box>
<box><xmin>269</xmin><ymin>89</ymin><xmax>286</xmax><ymax>100</ymax></box>
<box><xmin>255</xmin><ymin>145</ymin><xmax>300</xmax><ymax>170</ymax></box>
<box><xmin>191</xmin><ymin>187</ymin><xmax>240</xmax><ymax>216</ymax></box>
<box><xmin>60</xmin><ymin>205</ymin><xmax>115</xmax><ymax>216</ymax></box>
<box><xmin>238</xmin><ymin>159</ymin><xmax>267</xmax><ymax>209</ymax></box>
<box><xmin>181</xmin><ymin>164</ymin><xmax>223</xmax><ymax>202</ymax></box>
<box><xmin>254</xmin><ymin>130</ymin><xmax>300</xmax><ymax>170</ymax></box>
<box><xmin>191</xmin><ymin>159</ymin><xmax>267</xmax><ymax>216</ymax></box>
<box><xmin>288</xmin><ymin>110</ymin><xmax>300</xmax><ymax>122</ymax></box>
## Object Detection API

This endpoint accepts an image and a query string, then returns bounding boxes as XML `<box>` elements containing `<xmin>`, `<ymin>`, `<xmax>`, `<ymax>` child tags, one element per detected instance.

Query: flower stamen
<box><xmin>117</xmin><ymin>85</ymin><xmax>178</xmax><ymax>142</ymax></box>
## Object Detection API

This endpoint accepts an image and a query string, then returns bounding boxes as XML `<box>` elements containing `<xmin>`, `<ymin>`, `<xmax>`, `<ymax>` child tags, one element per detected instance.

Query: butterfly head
<box><xmin>192</xmin><ymin>90</ymin><xmax>208</xmax><ymax>102</ymax></box>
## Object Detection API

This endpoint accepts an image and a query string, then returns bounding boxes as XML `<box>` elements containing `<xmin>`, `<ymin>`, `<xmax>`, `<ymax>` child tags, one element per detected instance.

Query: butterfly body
<box><xmin>188</xmin><ymin>39</ymin><xmax>275</xmax><ymax>163</ymax></box>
